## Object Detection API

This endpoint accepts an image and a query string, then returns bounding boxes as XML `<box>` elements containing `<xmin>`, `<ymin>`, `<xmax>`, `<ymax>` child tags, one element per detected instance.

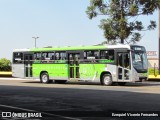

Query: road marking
<box><xmin>0</xmin><ymin>104</ymin><xmax>81</xmax><ymax>120</ymax></box>
<box><xmin>0</xmin><ymin>78</ymin><xmax>39</xmax><ymax>81</ymax></box>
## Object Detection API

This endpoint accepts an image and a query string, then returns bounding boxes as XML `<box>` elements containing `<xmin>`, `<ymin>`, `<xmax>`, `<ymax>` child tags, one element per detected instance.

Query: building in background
<box><xmin>147</xmin><ymin>51</ymin><xmax>158</xmax><ymax>68</ymax></box>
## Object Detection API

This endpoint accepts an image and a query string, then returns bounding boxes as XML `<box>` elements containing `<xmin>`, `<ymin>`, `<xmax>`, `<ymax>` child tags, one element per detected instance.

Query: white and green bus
<box><xmin>12</xmin><ymin>44</ymin><xmax>148</xmax><ymax>86</ymax></box>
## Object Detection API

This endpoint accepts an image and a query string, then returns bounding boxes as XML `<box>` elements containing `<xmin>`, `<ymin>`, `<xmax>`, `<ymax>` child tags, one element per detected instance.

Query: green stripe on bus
<box><xmin>30</xmin><ymin>45</ymin><xmax>107</xmax><ymax>52</ymax></box>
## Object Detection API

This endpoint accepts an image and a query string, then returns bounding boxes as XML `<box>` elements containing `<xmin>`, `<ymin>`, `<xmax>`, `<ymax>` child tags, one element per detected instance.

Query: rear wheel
<box><xmin>101</xmin><ymin>74</ymin><xmax>112</xmax><ymax>86</ymax></box>
<box><xmin>40</xmin><ymin>72</ymin><xmax>52</xmax><ymax>83</ymax></box>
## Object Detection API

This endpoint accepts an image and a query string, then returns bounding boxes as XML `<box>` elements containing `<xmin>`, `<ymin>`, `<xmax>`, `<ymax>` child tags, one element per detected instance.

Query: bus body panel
<box><xmin>79</xmin><ymin>64</ymin><xmax>105</xmax><ymax>80</ymax></box>
<box><xmin>106</xmin><ymin>64</ymin><xmax>118</xmax><ymax>81</ymax></box>
<box><xmin>131</xmin><ymin>67</ymin><xmax>148</xmax><ymax>82</ymax></box>
<box><xmin>12</xmin><ymin>64</ymin><xmax>25</xmax><ymax>78</ymax></box>
<box><xmin>32</xmin><ymin>63</ymin><xmax>118</xmax><ymax>82</ymax></box>
<box><xmin>32</xmin><ymin>64</ymin><xmax>69</xmax><ymax>80</ymax></box>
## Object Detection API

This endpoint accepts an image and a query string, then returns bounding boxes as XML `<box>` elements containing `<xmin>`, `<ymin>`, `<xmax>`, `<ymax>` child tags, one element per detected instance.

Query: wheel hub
<box><xmin>42</xmin><ymin>75</ymin><xmax>47</xmax><ymax>82</ymax></box>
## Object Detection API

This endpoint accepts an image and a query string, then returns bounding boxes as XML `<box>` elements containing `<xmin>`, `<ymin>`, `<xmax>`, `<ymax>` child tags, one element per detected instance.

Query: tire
<box><xmin>40</xmin><ymin>72</ymin><xmax>52</xmax><ymax>84</ymax></box>
<box><xmin>101</xmin><ymin>74</ymin><xmax>112</xmax><ymax>86</ymax></box>
<box><xmin>118</xmin><ymin>82</ymin><xmax>126</xmax><ymax>86</ymax></box>
<box><xmin>55</xmin><ymin>80</ymin><xmax>67</xmax><ymax>84</ymax></box>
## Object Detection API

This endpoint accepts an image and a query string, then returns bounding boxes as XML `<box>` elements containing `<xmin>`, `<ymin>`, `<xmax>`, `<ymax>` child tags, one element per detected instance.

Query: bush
<box><xmin>0</xmin><ymin>58</ymin><xmax>11</xmax><ymax>71</ymax></box>
<box><xmin>148</xmin><ymin>68</ymin><xmax>159</xmax><ymax>75</ymax></box>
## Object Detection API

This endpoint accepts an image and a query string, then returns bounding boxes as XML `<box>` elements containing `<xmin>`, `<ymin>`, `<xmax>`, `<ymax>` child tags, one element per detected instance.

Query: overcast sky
<box><xmin>0</xmin><ymin>0</ymin><xmax>158</xmax><ymax>60</ymax></box>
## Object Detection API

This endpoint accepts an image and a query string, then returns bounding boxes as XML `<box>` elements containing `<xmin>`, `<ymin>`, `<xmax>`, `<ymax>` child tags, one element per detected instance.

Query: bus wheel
<box><xmin>118</xmin><ymin>82</ymin><xmax>126</xmax><ymax>86</ymax></box>
<box><xmin>40</xmin><ymin>72</ymin><xmax>51</xmax><ymax>83</ymax></box>
<box><xmin>101</xmin><ymin>74</ymin><xmax>112</xmax><ymax>86</ymax></box>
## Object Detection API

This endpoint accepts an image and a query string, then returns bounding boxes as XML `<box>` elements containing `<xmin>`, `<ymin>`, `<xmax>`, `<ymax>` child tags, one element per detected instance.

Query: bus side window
<box><xmin>41</xmin><ymin>56</ymin><xmax>45</xmax><ymax>60</ymax></box>
<box><xmin>84</xmin><ymin>52</ymin><xmax>87</xmax><ymax>59</ymax></box>
<box><xmin>33</xmin><ymin>53</ymin><xmax>37</xmax><ymax>59</ymax></box>
<box><xmin>55</xmin><ymin>52</ymin><xmax>66</xmax><ymax>63</ymax></box>
<box><xmin>99</xmin><ymin>50</ymin><xmax>114</xmax><ymax>63</ymax></box>
<box><xmin>44</xmin><ymin>52</ymin><xmax>54</xmax><ymax>63</ymax></box>
<box><xmin>94</xmin><ymin>51</ymin><xmax>99</xmax><ymax>59</ymax></box>
<box><xmin>48</xmin><ymin>52</ymin><xmax>55</xmax><ymax>60</ymax></box>
<box><xmin>36</xmin><ymin>53</ymin><xmax>41</xmax><ymax>60</ymax></box>
<box><xmin>51</xmin><ymin>55</ymin><xmax>54</xmax><ymax>60</ymax></box>
<box><xmin>41</xmin><ymin>53</ymin><xmax>47</xmax><ymax>63</ymax></box>
<box><xmin>60</xmin><ymin>52</ymin><xmax>66</xmax><ymax>60</ymax></box>
<box><xmin>100</xmin><ymin>51</ymin><xmax>107</xmax><ymax>59</ymax></box>
<box><xmin>55</xmin><ymin>53</ymin><xmax>60</xmax><ymax>60</ymax></box>
<box><xmin>100</xmin><ymin>50</ymin><xmax>114</xmax><ymax>60</ymax></box>
<box><xmin>85</xmin><ymin>50</ymin><xmax>98</xmax><ymax>63</ymax></box>
<box><xmin>108</xmin><ymin>50</ymin><xmax>114</xmax><ymax>60</ymax></box>
<box><xmin>33</xmin><ymin>53</ymin><xmax>41</xmax><ymax>63</ymax></box>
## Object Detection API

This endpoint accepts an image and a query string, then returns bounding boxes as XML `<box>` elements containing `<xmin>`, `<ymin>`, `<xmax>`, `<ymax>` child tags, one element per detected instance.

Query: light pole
<box><xmin>159</xmin><ymin>9</ymin><xmax>160</xmax><ymax>74</ymax></box>
<box><xmin>32</xmin><ymin>37</ymin><xmax>39</xmax><ymax>48</ymax></box>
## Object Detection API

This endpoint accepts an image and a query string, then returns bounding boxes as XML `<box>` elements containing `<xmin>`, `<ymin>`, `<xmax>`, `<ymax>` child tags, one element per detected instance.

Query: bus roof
<box><xmin>13</xmin><ymin>44</ymin><xmax>133</xmax><ymax>52</ymax></box>
<box><xmin>13</xmin><ymin>48</ymin><xmax>30</xmax><ymax>52</ymax></box>
<box><xmin>30</xmin><ymin>44</ymin><xmax>131</xmax><ymax>52</ymax></box>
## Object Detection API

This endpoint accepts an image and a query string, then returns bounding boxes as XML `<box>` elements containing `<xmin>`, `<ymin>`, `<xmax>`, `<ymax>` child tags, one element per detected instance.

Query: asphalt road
<box><xmin>0</xmin><ymin>79</ymin><xmax>160</xmax><ymax>120</ymax></box>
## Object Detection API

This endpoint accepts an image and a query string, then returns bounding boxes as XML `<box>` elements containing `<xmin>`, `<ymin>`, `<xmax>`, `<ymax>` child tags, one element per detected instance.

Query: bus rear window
<box><xmin>13</xmin><ymin>52</ymin><xmax>23</xmax><ymax>64</ymax></box>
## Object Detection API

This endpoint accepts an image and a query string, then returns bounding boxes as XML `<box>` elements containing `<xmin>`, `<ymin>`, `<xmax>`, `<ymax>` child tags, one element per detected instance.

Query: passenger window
<box><xmin>33</xmin><ymin>53</ymin><xmax>41</xmax><ymax>63</ymax></box>
<box><xmin>60</xmin><ymin>52</ymin><xmax>66</xmax><ymax>60</ymax></box>
<box><xmin>100</xmin><ymin>50</ymin><xmax>114</xmax><ymax>60</ymax></box>
<box><xmin>84</xmin><ymin>50</ymin><xmax>99</xmax><ymax>63</ymax></box>
<box><xmin>99</xmin><ymin>50</ymin><xmax>115</xmax><ymax>63</ymax></box>
<box><xmin>48</xmin><ymin>53</ymin><xmax>55</xmax><ymax>60</ymax></box>
<box><xmin>84</xmin><ymin>51</ymin><xmax>99</xmax><ymax>59</ymax></box>
<box><xmin>55</xmin><ymin>52</ymin><xmax>66</xmax><ymax>63</ymax></box>
<box><xmin>34</xmin><ymin>53</ymin><xmax>41</xmax><ymax>60</ymax></box>
<box><xmin>55</xmin><ymin>52</ymin><xmax>60</xmax><ymax>60</ymax></box>
<box><xmin>40</xmin><ymin>52</ymin><xmax>55</xmax><ymax>63</ymax></box>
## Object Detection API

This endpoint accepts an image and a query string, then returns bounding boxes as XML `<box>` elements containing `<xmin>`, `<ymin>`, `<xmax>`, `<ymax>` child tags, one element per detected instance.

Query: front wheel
<box><xmin>40</xmin><ymin>72</ymin><xmax>52</xmax><ymax>84</ymax></box>
<box><xmin>101</xmin><ymin>74</ymin><xmax>112</xmax><ymax>86</ymax></box>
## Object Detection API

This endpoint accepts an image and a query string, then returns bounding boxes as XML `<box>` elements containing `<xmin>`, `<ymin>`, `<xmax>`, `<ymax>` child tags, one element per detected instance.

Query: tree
<box><xmin>86</xmin><ymin>0</ymin><xmax>160</xmax><ymax>44</ymax></box>
<box><xmin>0</xmin><ymin>58</ymin><xmax>11</xmax><ymax>71</ymax></box>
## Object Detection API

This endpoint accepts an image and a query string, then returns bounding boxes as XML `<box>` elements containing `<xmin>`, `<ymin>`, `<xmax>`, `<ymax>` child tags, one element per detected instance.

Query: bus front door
<box><xmin>68</xmin><ymin>53</ymin><xmax>80</xmax><ymax>79</ymax></box>
<box><xmin>24</xmin><ymin>54</ymin><xmax>33</xmax><ymax>78</ymax></box>
<box><xmin>117</xmin><ymin>52</ymin><xmax>131</xmax><ymax>81</ymax></box>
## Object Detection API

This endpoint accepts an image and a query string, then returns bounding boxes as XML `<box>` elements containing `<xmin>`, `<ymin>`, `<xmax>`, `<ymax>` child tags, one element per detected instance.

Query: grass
<box><xmin>148</xmin><ymin>68</ymin><xmax>159</xmax><ymax>75</ymax></box>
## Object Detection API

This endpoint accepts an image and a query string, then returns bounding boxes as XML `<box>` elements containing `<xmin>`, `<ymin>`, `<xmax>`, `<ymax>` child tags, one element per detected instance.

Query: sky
<box><xmin>0</xmin><ymin>0</ymin><xmax>159</xmax><ymax>60</ymax></box>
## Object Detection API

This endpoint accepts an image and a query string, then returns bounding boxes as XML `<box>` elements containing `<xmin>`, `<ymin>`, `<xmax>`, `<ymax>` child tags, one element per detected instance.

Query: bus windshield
<box><xmin>131</xmin><ymin>46</ymin><xmax>148</xmax><ymax>73</ymax></box>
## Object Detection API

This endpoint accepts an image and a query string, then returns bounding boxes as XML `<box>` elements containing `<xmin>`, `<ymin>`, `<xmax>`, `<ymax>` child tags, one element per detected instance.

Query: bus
<box><xmin>12</xmin><ymin>44</ymin><xmax>148</xmax><ymax>86</ymax></box>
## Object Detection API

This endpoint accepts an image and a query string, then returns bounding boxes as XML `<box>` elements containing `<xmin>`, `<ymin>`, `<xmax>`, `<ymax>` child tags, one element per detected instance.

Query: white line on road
<box><xmin>0</xmin><ymin>78</ymin><xmax>26</xmax><ymax>80</ymax></box>
<box><xmin>0</xmin><ymin>77</ymin><xmax>39</xmax><ymax>81</ymax></box>
<box><xmin>0</xmin><ymin>104</ymin><xmax>81</xmax><ymax>120</ymax></box>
